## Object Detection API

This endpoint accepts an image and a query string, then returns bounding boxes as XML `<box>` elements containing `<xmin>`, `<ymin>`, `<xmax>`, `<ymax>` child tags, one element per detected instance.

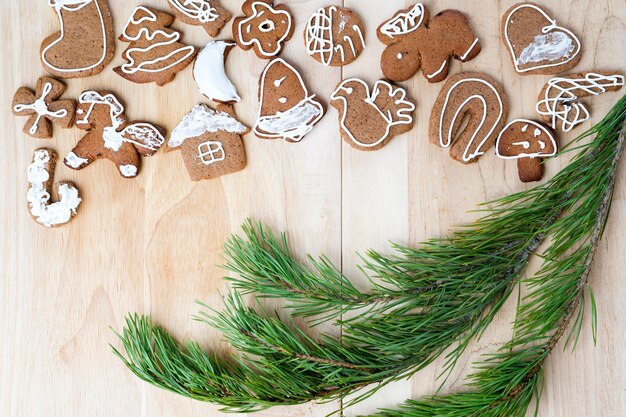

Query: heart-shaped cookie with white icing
<box><xmin>501</xmin><ymin>2</ymin><xmax>581</xmax><ymax>75</ymax></box>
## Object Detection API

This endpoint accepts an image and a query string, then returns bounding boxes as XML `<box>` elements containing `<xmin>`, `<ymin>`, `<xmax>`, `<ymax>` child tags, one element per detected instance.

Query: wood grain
<box><xmin>0</xmin><ymin>1</ymin><xmax>624</xmax><ymax>416</ymax></box>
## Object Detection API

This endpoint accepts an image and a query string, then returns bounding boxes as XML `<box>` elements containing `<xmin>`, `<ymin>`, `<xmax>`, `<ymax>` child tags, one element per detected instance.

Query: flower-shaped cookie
<box><xmin>12</xmin><ymin>77</ymin><xmax>76</xmax><ymax>138</ymax></box>
<box><xmin>233</xmin><ymin>0</ymin><xmax>294</xmax><ymax>59</ymax></box>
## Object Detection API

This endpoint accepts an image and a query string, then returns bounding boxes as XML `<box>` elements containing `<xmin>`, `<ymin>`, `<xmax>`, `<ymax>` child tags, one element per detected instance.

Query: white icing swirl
<box><xmin>517</xmin><ymin>32</ymin><xmax>574</xmax><ymax>65</ymax></box>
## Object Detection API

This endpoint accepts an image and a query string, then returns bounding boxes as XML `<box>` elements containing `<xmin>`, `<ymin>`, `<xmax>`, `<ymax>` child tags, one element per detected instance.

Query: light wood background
<box><xmin>1</xmin><ymin>1</ymin><xmax>625</xmax><ymax>416</ymax></box>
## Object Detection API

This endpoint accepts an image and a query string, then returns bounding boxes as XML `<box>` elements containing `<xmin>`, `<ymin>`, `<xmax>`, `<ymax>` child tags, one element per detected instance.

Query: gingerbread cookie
<box><xmin>502</xmin><ymin>2</ymin><xmax>581</xmax><ymax>75</ymax></box>
<box><xmin>429</xmin><ymin>72</ymin><xmax>509</xmax><ymax>164</ymax></box>
<box><xmin>193</xmin><ymin>41</ymin><xmax>240</xmax><ymax>103</ymax></box>
<box><xmin>65</xmin><ymin>91</ymin><xmax>165</xmax><ymax>178</ymax></box>
<box><xmin>40</xmin><ymin>0</ymin><xmax>115</xmax><ymax>78</ymax></box>
<box><xmin>496</xmin><ymin>119</ymin><xmax>557</xmax><ymax>183</ymax></box>
<box><xmin>377</xmin><ymin>3</ymin><xmax>481</xmax><ymax>83</ymax></box>
<box><xmin>233</xmin><ymin>0</ymin><xmax>294</xmax><ymax>59</ymax></box>
<box><xmin>331</xmin><ymin>79</ymin><xmax>416</xmax><ymax>151</ymax></box>
<box><xmin>305</xmin><ymin>6</ymin><xmax>365</xmax><ymax>67</ymax></box>
<box><xmin>12</xmin><ymin>77</ymin><xmax>76</xmax><ymax>139</ymax></box>
<box><xmin>166</xmin><ymin>0</ymin><xmax>231</xmax><ymax>37</ymax></box>
<box><xmin>28</xmin><ymin>149</ymin><xmax>81</xmax><ymax>228</ymax></box>
<box><xmin>114</xmin><ymin>6</ymin><xmax>196</xmax><ymax>86</ymax></box>
<box><xmin>254</xmin><ymin>58</ymin><xmax>324</xmax><ymax>143</ymax></box>
<box><xmin>168</xmin><ymin>104</ymin><xmax>249</xmax><ymax>181</ymax></box>
<box><xmin>536</xmin><ymin>71</ymin><xmax>625</xmax><ymax>132</ymax></box>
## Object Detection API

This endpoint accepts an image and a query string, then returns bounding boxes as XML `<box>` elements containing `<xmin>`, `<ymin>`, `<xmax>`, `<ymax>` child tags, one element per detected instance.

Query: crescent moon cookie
<box><xmin>12</xmin><ymin>77</ymin><xmax>76</xmax><ymax>139</ymax></box>
<box><xmin>305</xmin><ymin>6</ymin><xmax>366</xmax><ymax>67</ymax></box>
<box><xmin>114</xmin><ymin>6</ymin><xmax>197</xmax><ymax>86</ymax></box>
<box><xmin>429</xmin><ymin>72</ymin><xmax>509</xmax><ymax>164</ymax></box>
<box><xmin>233</xmin><ymin>0</ymin><xmax>294</xmax><ymax>59</ymax></box>
<box><xmin>254</xmin><ymin>58</ymin><xmax>325</xmax><ymax>143</ymax></box>
<box><xmin>167</xmin><ymin>104</ymin><xmax>250</xmax><ymax>181</ymax></box>
<box><xmin>502</xmin><ymin>2</ymin><xmax>582</xmax><ymax>75</ymax></box>
<box><xmin>193</xmin><ymin>41</ymin><xmax>241</xmax><ymax>104</ymax></box>
<box><xmin>331</xmin><ymin>79</ymin><xmax>416</xmax><ymax>151</ymax></box>
<box><xmin>536</xmin><ymin>71</ymin><xmax>625</xmax><ymax>132</ymax></box>
<box><xmin>27</xmin><ymin>149</ymin><xmax>81</xmax><ymax>228</ymax></box>
<box><xmin>166</xmin><ymin>0</ymin><xmax>231</xmax><ymax>37</ymax></box>
<box><xmin>496</xmin><ymin>119</ymin><xmax>558</xmax><ymax>183</ymax></box>
<box><xmin>377</xmin><ymin>3</ymin><xmax>481</xmax><ymax>83</ymax></box>
<box><xmin>40</xmin><ymin>0</ymin><xmax>115</xmax><ymax>78</ymax></box>
<box><xmin>64</xmin><ymin>91</ymin><xmax>166</xmax><ymax>178</ymax></box>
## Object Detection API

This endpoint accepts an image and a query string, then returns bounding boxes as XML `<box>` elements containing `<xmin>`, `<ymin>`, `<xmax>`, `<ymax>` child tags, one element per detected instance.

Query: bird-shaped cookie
<box><xmin>331</xmin><ymin>79</ymin><xmax>416</xmax><ymax>151</ymax></box>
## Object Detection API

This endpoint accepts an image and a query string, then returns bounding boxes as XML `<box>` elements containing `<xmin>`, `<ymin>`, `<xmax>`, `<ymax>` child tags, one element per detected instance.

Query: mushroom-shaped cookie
<box><xmin>496</xmin><ymin>119</ymin><xmax>557</xmax><ymax>183</ymax></box>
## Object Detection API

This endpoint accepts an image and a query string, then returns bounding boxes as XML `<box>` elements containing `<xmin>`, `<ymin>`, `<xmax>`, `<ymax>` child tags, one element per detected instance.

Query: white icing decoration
<box><xmin>167</xmin><ymin>0</ymin><xmax>218</xmax><ymax>23</ymax></box>
<box><xmin>168</xmin><ymin>104</ymin><xmax>248</xmax><ymax>148</ymax></box>
<box><xmin>27</xmin><ymin>149</ymin><xmax>81</xmax><ymax>227</ymax></box>
<box><xmin>120</xmin><ymin>6</ymin><xmax>195</xmax><ymax>75</ymax></box>
<box><xmin>278</xmin><ymin>97</ymin><xmax>288</xmax><ymax>104</ymax></box>
<box><xmin>438</xmin><ymin>77</ymin><xmax>505</xmax><ymax>162</ymax></box>
<box><xmin>254</xmin><ymin>58</ymin><xmax>324</xmax><ymax>142</ymax></box>
<box><xmin>305</xmin><ymin>6</ymin><xmax>365</xmax><ymax>66</ymax></box>
<box><xmin>536</xmin><ymin>73</ymin><xmax>625</xmax><ymax>132</ymax></box>
<box><xmin>13</xmin><ymin>82</ymin><xmax>68</xmax><ymax>135</ymax></box>
<box><xmin>193</xmin><ymin>41</ymin><xmax>241</xmax><ymax>103</ymax></box>
<box><xmin>380</xmin><ymin>3</ymin><xmax>424</xmax><ymax>37</ymax></box>
<box><xmin>504</xmin><ymin>3</ymin><xmax>581</xmax><ymax>73</ymax></box>
<box><xmin>426</xmin><ymin>61</ymin><xmax>447</xmax><ymax>80</ymax></box>
<box><xmin>236</xmin><ymin>2</ymin><xmax>292</xmax><ymax>57</ymax></box>
<box><xmin>119</xmin><ymin>164</ymin><xmax>138</xmax><ymax>177</ymax></box>
<box><xmin>459</xmin><ymin>38</ymin><xmax>480</xmax><ymax>60</ymax></box>
<box><xmin>331</xmin><ymin>79</ymin><xmax>415</xmax><ymax>149</ymax></box>
<box><xmin>197</xmin><ymin>141</ymin><xmax>225</xmax><ymax>165</ymax></box>
<box><xmin>65</xmin><ymin>151</ymin><xmax>89</xmax><ymax>168</ymax></box>
<box><xmin>274</xmin><ymin>76</ymin><xmax>286</xmax><ymax>87</ymax></box>
<box><xmin>76</xmin><ymin>91</ymin><xmax>164</xmax><ymax>152</ymax></box>
<box><xmin>517</xmin><ymin>32</ymin><xmax>574</xmax><ymax>65</ymax></box>
<box><xmin>496</xmin><ymin>119</ymin><xmax>557</xmax><ymax>159</ymax></box>
<box><xmin>41</xmin><ymin>0</ymin><xmax>110</xmax><ymax>74</ymax></box>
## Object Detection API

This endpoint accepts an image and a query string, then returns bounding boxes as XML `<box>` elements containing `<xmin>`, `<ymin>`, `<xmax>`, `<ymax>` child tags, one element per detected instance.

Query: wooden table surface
<box><xmin>2</xmin><ymin>1</ymin><xmax>625</xmax><ymax>416</ymax></box>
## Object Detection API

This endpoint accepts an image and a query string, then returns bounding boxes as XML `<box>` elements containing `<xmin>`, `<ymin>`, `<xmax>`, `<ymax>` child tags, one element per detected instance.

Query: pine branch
<box><xmin>365</xmin><ymin>95</ymin><xmax>626</xmax><ymax>417</ymax></box>
<box><xmin>113</xmin><ymin>97</ymin><xmax>626</xmax><ymax>413</ymax></box>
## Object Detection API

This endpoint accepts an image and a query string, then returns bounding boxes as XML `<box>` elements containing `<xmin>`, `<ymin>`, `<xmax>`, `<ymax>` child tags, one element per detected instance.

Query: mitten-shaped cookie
<box><xmin>166</xmin><ymin>0</ymin><xmax>231</xmax><ymax>37</ymax></box>
<box><xmin>64</xmin><ymin>91</ymin><xmax>165</xmax><ymax>178</ymax></box>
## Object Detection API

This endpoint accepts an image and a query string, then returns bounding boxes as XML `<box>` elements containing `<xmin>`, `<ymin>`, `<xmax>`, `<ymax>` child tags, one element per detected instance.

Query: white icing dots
<box><xmin>119</xmin><ymin>164</ymin><xmax>138</xmax><ymax>178</ymax></box>
<box><xmin>278</xmin><ymin>97</ymin><xmax>288</xmax><ymax>104</ymax></box>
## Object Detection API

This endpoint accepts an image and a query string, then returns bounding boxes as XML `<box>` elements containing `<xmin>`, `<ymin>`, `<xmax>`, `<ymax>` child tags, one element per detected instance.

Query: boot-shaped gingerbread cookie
<box><xmin>65</xmin><ymin>91</ymin><xmax>165</xmax><ymax>178</ymax></box>
<box><xmin>40</xmin><ymin>0</ymin><xmax>115</xmax><ymax>78</ymax></box>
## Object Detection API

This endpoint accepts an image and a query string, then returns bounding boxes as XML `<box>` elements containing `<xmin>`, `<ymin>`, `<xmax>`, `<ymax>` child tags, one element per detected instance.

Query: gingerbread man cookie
<box><xmin>166</xmin><ymin>0</ymin><xmax>231</xmax><ymax>37</ymax></box>
<box><xmin>536</xmin><ymin>71</ymin><xmax>625</xmax><ymax>132</ymax></box>
<box><xmin>496</xmin><ymin>119</ymin><xmax>558</xmax><ymax>183</ymax></box>
<box><xmin>12</xmin><ymin>77</ymin><xmax>76</xmax><ymax>138</ymax></box>
<box><xmin>429</xmin><ymin>72</ymin><xmax>509</xmax><ymax>164</ymax></box>
<box><xmin>233</xmin><ymin>0</ymin><xmax>294</xmax><ymax>59</ymax></box>
<box><xmin>331</xmin><ymin>79</ymin><xmax>416</xmax><ymax>151</ymax></box>
<box><xmin>40</xmin><ymin>0</ymin><xmax>115</xmax><ymax>78</ymax></box>
<box><xmin>27</xmin><ymin>148</ymin><xmax>81</xmax><ymax>228</ymax></box>
<box><xmin>502</xmin><ymin>2</ymin><xmax>582</xmax><ymax>75</ymax></box>
<box><xmin>305</xmin><ymin>6</ymin><xmax>366</xmax><ymax>67</ymax></box>
<box><xmin>114</xmin><ymin>6</ymin><xmax>197</xmax><ymax>86</ymax></box>
<box><xmin>168</xmin><ymin>104</ymin><xmax>249</xmax><ymax>181</ymax></box>
<box><xmin>377</xmin><ymin>3</ymin><xmax>481</xmax><ymax>83</ymax></box>
<box><xmin>254</xmin><ymin>58</ymin><xmax>324</xmax><ymax>143</ymax></box>
<box><xmin>64</xmin><ymin>91</ymin><xmax>165</xmax><ymax>178</ymax></box>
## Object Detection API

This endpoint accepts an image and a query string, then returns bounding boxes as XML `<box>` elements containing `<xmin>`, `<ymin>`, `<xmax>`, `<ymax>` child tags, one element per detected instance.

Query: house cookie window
<box><xmin>197</xmin><ymin>141</ymin><xmax>225</xmax><ymax>165</ymax></box>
